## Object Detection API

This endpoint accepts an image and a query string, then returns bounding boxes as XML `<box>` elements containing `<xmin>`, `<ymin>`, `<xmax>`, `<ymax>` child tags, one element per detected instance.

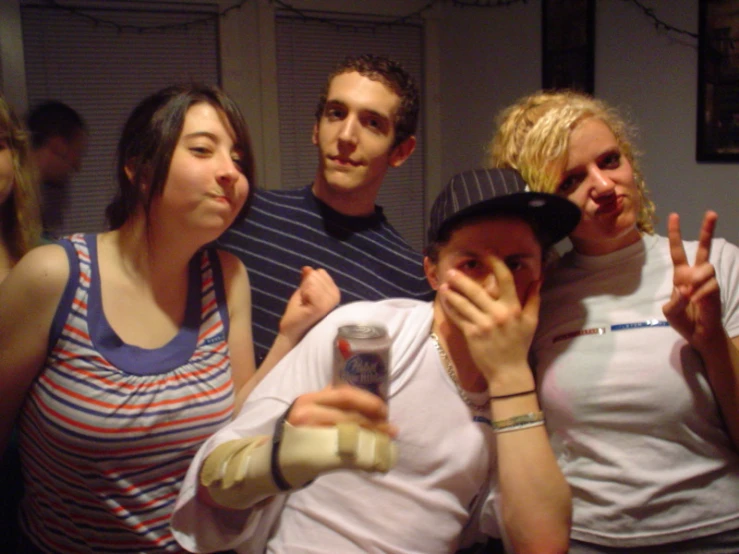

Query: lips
<box><xmin>595</xmin><ymin>194</ymin><xmax>623</xmax><ymax>216</ymax></box>
<box><xmin>328</xmin><ymin>155</ymin><xmax>362</xmax><ymax>167</ymax></box>
<box><xmin>208</xmin><ymin>193</ymin><xmax>231</xmax><ymax>205</ymax></box>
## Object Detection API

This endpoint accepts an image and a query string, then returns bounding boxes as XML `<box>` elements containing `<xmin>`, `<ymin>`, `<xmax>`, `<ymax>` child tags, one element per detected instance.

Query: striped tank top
<box><xmin>18</xmin><ymin>234</ymin><xmax>235</xmax><ymax>553</ymax></box>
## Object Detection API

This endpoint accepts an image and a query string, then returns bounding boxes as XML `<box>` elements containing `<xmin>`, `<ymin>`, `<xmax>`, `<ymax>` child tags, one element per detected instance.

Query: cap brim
<box><xmin>435</xmin><ymin>192</ymin><xmax>581</xmax><ymax>246</ymax></box>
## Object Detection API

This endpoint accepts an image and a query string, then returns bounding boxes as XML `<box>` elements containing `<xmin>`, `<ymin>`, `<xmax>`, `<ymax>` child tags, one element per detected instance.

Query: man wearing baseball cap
<box><xmin>171</xmin><ymin>168</ymin><xmax>580</xmax><ymax>554</ymax></box>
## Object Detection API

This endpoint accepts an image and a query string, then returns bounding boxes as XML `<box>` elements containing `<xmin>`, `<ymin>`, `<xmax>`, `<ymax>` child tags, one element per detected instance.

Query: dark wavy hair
<box><xmin>314</xmin><ymin>54</ymin><xmax>420</xmax><ymax>148</ymax></box>
<box><xmin>106</xmin><ymin>83</ymin><xmax>255</xmax><ymax>229</ymax></box>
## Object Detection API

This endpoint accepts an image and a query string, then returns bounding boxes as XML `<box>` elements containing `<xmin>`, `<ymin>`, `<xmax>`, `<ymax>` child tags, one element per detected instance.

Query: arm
<box><xmin>439</xmin><ymin>259</ymin><xmax>571</xmax><ymax>554</ymax></box>
<box><xmin>489</xmin><ymin>392</ymin><xmax>571</xmax><ymax>554</ymax></box>
<box><xmin>712</xmin><ymin>334</ymin><xmax>739</xmax><ymax>448</ymax></box>
<box><xmin>662</xmin><ymin>211</ymin><xmax>739</xmax><ymax>448</ymax></box>
<box><xmin>218</xmin><ymin>251</ymin><xmax>257</xmax><ymax>397</ymax></box>
<box><xmin>0</xmin><ymin>244</ymin><xmax>70</xmax><ymax>455</ymax></box>
<box><xmin>172</xmin><ymin>309</ymin><xmax>395</xmax><ymax>553</ymax></box>
<box><xmin>198</xmin><ymin>385</ymin><xmax>396</xmax><ymax>510</ymax></box>
<box><xmin>234</xmin><ymin>264</ymin><xmax>340</xmax><ymax>405</ymax></box>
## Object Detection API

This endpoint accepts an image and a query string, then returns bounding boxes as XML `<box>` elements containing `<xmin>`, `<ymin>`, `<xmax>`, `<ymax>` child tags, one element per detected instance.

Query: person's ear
<box><xmin>311</xmin><ymin>122</ymin><xmax>319</xmax><ymax>146</ymax></box>
<box><xmin>423</xmin><ymin>256</ymin><xmax>440</xmax><ymax>290</ymax></box>
<box><xmin>124</xmin><ymin>160</ymin><xmax>150</xmax><ymax>190</ymax></box>
<box><xmin>388</xmin><ymin>136</ymin><xmax>416</xmax><ymax>168</ymax></box>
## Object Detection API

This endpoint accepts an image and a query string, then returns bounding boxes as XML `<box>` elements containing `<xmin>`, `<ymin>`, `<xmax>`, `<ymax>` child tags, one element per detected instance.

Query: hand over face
<box><xmin>279</xmin><ymin>266</ymin><xmax>341</xmax><ymax>343</ymax></box>
<box><xmin>662</xmin><ymin>211</ymin><xmax>724</xmax><ymax>353</ymax></box>
<box><xmin>438</xmin><ymin>256</ymin><xmax>540</xmax><ymax>387</ymax></box>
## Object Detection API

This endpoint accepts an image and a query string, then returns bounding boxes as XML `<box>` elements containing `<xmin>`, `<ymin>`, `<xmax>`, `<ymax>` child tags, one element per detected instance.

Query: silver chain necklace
<box><xmin>430</xmin><ymin>332</ymin><xmax>491</xmax><ymax>412</ymax></box>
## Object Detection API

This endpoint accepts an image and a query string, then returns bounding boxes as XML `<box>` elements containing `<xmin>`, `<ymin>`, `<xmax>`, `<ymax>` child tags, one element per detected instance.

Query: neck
<box><xmin>571</xmin><ymin>227</ymin><xmax>642</xmax><ymax>256</ymax></box>
<box><xmin>110</xmin><ymin>218</ymin><xmax>196</xmax><ymax>283</ymax></box>
<box><xmin>311</xmin><ymin>180</ymin><xmax>377</xmax><ymax>217</ymax></box>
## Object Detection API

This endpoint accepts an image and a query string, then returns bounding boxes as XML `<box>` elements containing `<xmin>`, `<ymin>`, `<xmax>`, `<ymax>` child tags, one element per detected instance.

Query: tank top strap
<box><xmin>67</xmin><ymin>233</ymin><xmax>93</xmax><ymax>288</ymax></box>
<box><xmin>196</xmin><ymin>247</ymin><xmax>230</xmax><ymax>348</ymax></box>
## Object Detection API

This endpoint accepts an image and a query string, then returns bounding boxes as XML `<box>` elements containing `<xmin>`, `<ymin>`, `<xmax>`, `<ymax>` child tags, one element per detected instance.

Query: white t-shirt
<box><xmin>172</xmin><ymin>299</ymin><xmax>499</xmax><ymax>553</ymax></box>
<box><xmin>533</xmin><ymin>234</ymin><xmax>739</xmax><ymax>547</ymax></box>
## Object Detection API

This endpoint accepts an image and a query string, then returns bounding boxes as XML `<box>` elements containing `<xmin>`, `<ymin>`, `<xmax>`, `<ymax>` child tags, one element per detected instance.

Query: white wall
<box><xmin>438</xmin><ymin>0</ymin><xmax>738</xmax><ymax>243</ymax></box>
<box><xmin>439</xmin><ymin>0</ymin><xmax>542</xmax><ymax>178</ymax></box>
<box><xmin>598</xmin><ymin>0</ymin><xmax>737</xmax><ymax>244</ymax></box>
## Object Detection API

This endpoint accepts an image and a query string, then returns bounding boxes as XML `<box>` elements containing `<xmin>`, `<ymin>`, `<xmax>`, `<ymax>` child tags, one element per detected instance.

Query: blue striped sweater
<box><xmin>218</xmin><ymin>185</ymin><xmax>434</xmax><ymax>363</ymax></box>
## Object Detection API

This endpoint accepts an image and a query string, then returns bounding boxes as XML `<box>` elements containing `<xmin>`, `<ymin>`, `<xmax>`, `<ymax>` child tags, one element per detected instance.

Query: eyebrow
<box><xmin>598</xmin><ymin>147</ymin><xmax>621</xmax><ymax>160</ymax></box>
<box><xmin>325</xmin><ymin>99</ymin><xmax>392</xmax><ymax>122</ymax></box>
<box><xmin>566</xmin><ymin>146</ymin><xmax>620</xmax><ymax>171</ymax></box>
<box><xmin>182</xmin><ymin>131</ymin><xmax>219</xmax><ymax>141</ymax></box>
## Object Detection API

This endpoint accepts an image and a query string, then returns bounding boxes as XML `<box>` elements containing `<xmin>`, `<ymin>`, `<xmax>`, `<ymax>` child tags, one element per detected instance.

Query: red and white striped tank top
<box><xmin>18</xmin><ymin>234</ymin><xmax>235</xmax><ymax>553</ymax></box>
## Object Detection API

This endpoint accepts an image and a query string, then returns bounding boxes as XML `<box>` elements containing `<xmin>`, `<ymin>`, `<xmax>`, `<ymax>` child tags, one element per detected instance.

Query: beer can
<box><xmin>333</xmin><ymin>323</ymin><xmax>391</xmax><ymax>401</ymax></box>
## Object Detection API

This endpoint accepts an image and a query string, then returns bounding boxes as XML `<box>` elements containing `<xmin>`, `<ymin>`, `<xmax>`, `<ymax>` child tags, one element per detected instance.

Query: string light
<box><xmin>624</xmin><ymin>0</ymin><xmax>697</xmax><ymax>40</ymax></box>
<box><xmin>39</xmin><ymin>0</ymin><xmax>249</xmax><ymax>33</ymax></box>
<box><xmin>38</xmin><ymin>0</ymin><xmax>697</xmax><ymax>41</ymax></box>
<box><xmin>270</xmin><ymin>0</ymin><xmax>434</xmax><ymax>32</ymax></box>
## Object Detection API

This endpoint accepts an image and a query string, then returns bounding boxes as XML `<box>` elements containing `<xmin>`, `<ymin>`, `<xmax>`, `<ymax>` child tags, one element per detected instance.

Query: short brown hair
<box><xmin>315</xmin><ymin>54</ymin><xmax>420</xmax><ymax>148</ymax></box>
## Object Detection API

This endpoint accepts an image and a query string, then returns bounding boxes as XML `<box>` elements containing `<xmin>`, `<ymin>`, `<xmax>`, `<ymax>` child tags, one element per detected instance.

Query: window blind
<box><xmin>21</xmin><ymin>2</ymin><xmax>219</xmax><ymax>234</ymax></box>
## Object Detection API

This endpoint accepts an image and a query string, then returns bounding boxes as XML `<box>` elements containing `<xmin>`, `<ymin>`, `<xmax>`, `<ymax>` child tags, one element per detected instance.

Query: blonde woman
<box><xmin>490</xmin><ymin>91</ymin><xmax>739</xmax><ymax>553</ymax></box>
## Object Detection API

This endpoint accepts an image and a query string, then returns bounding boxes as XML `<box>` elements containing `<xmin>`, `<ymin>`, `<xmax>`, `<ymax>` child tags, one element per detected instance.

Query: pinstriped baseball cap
<box><xmin>427</xmin><ymin>168</ymin><xmax>581</xmax><ymax>245</ymax></box>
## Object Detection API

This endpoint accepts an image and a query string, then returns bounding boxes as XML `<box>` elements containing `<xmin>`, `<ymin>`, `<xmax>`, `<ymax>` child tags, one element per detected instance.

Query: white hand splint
<box><xmin>200</xmin><ymin>419</ymin><xmax>397</xmax><ymax>510</ymax></box>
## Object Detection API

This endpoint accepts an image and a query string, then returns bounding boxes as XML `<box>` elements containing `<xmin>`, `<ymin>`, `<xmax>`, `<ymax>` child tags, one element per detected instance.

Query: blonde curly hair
<box><xmin>0</xmin><ymin>93</ymin><xmax>42</xmax><ymax>262</ymax></box>
<box><xmin>487</xmin><ymin>90</ymin><xmax>655</xmax><ymax>234</ymax></box>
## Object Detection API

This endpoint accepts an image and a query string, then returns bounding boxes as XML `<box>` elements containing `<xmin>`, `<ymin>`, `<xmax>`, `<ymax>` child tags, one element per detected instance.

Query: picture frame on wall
<box><xmin>697</xmin><ymin>0</ymin><xmax>739</xmax><ymax>161</ymax></box>
<box><xmin>542</xmin><ymin>0</ymin><xmax>595</xmax><ymax>93</ymax></box>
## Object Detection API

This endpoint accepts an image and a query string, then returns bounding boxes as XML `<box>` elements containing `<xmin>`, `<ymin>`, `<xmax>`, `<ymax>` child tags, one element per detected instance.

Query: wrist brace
<box><xmin>200</xmin><ymin>415</ymin><xmax>397</xmax><ymax>510</ymax></box>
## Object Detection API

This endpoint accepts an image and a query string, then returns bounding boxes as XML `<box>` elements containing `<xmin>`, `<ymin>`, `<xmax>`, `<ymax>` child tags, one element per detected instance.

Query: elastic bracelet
<box><xmin>271</xmin><ymin>402</ymin><xmax>296</xmax><ymax>491</ymax></box>
<box><xmin>491</xmin><ymin>411</ymin><xmax>544</xmax><ymax>432</ymax></box>
<box><xmin>490</xmin><ymin>389</ymin><xmax>536</xmax><ymax>400</ymax></box>
<box><xmin>494</xmin><ymin>420</ymin><xmax>545</xmax><ymax>434</ymax></box>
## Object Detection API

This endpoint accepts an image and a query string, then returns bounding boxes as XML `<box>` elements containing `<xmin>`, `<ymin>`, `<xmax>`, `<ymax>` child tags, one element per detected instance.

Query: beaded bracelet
<box><xmin>492</xmin><ymin>411</ymin><xmax>545</xmax><ymax>433</ymax></box>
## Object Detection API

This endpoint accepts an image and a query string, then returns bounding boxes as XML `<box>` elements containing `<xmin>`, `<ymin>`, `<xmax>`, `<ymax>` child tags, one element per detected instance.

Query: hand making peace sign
<box><xmin>662</xmin><ymin>210</ymin><xmax>724</xmax><ymax>354</ymax></box>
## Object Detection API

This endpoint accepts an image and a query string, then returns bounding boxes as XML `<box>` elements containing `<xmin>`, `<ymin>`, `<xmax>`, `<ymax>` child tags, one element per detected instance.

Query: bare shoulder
<box><xmin>215</xmin><ymin>249</ymin><xmax>249</xmax><ymax>287</ymax></box>
<box><xmin>0</xmin><ymin>244</ymin><xmax>71</xmax><ymax>365</ymax></box>
<box><xmin>1</xmin><ymin>243</ymin><xmax>71</xmax><ymax>300</ymax></box>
